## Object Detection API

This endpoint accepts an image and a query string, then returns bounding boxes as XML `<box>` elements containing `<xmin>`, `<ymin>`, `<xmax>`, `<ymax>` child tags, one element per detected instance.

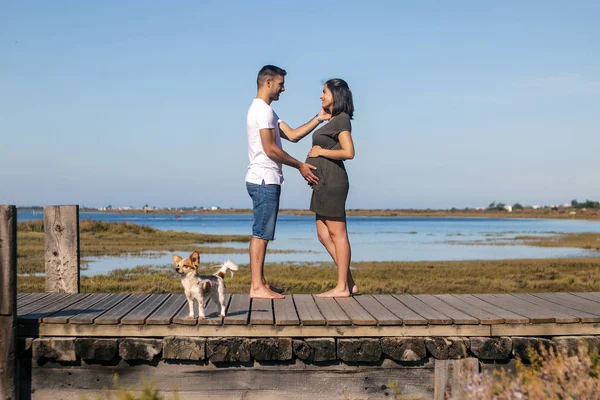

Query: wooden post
<box><xmin>44</xmin><ymin>205</ymin><xmax>80</xmax><ymax>293</ymax></box>
<box><xmin>0</xmin><ymin>205</ymin><xmax>17</xmax><ymax>399</ymax></box>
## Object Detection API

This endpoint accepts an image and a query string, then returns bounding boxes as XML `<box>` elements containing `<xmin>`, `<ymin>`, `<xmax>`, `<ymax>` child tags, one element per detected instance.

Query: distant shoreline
<box><xmin>77</xmin><ymin>208</ymin><xmax>600</xmax><ymax>221</ymax></box>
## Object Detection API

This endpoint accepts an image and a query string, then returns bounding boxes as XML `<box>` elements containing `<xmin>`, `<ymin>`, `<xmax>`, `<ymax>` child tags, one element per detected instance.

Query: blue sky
<box><xmin>1</xmin><ymin>1</ymin><xmax>599</xmax><ymax>209</ymax></box>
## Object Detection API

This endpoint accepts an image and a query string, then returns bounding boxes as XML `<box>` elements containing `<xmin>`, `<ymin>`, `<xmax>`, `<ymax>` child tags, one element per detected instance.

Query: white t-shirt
<box><xmin>245</xmin><ymin>98</ymin><xmax>284</xmax><ymax>185</ymax></box>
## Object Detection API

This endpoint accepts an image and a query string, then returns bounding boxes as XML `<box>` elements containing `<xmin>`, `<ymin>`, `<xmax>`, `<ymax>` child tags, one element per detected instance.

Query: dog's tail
<box><xmin>215</xmin><ymin>260</ymin><xmax>238</xmax><ymax>279</ymax></box>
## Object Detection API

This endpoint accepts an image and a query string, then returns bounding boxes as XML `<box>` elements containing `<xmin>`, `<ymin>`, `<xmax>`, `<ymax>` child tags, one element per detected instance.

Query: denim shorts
<box><xmin>246</xmin><ymin>181</ymin><xmax>281</xmax><ymax>241</ymax></box>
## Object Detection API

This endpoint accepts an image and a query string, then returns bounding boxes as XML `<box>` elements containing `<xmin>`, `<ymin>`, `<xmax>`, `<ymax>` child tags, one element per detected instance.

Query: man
<box><xmin>246</xmin><ymin>65</ymin><xmax>329</xmax><ymax>299</ymax></box>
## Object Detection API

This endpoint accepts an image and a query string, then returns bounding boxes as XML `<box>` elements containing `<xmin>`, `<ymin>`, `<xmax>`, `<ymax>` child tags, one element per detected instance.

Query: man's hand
<box><xmin>318</xmin><ymin>108</ymin><xmax>332</xmax><ymax>122</ymax></box>
<box><xmin>299</xmin><ymin>163</ymin><xmax>319</xmax><ymax>185</ymax></box>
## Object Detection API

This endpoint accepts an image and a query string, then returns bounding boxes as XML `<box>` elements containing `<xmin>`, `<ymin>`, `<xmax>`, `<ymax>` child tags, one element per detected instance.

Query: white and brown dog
<box><xmin>172</xmin><ymin>251</ymin><xmax>238</xmax><ymax>319</ymax></box>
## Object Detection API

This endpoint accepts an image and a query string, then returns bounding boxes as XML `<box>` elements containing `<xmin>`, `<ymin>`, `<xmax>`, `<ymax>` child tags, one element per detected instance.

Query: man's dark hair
<box><xmin>257</xmin><ymin>65</ymin><xmax>287</xmax><ymax>88</ymax></box>
<box><xmin>325</xmin><ymin>78</ymin><xmax>354</xmax><ymax>119</ymax></box>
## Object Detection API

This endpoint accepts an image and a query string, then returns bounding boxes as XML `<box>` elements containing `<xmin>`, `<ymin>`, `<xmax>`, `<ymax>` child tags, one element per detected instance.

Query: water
<box><xmin>18</xmin><ymin>211</ymin><xmax>600</xmax><ymax>275</ymax></box>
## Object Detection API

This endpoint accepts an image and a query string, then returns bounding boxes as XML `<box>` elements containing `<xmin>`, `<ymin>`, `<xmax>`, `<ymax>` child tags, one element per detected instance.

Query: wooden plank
<box><xmin>34</xmin><ymin>321</ymin><xmax>492</xmax><ymax>338</ymax></box>
<box><xmin>292</xmin><ymin>294</ymin><xmax>325</xmax><ymax>326</ymax></box>
<box><xmin>250</xmin><ymin>298</ymin><xmax>273</xmax><ymax>325</ymax></box>
<box><xmin>146</xmin><ymin>294</ymin><xmax>186</xmax><ymax>325</ymax></box>
<box><xmin>17</xmin><ymin>293</ymin><xmax>29</xmax><ymax>300</ymax></box>
<box><xmin>173</xmin><ymin>297</ymin><xmax>199</xmax><ymax>325</ymax></box>
<box><xmin>492</xmin><ymin>322</ymin><xmax>600</xmax><ymax>337</ymax></box>
<box><xmin>572</xmin><ymin>292</ymin><xmax>600</xmax><ymax>303</ymax></box>
<box><xmin>373</xmin><ymin>295</ymin><xmax>427</xmax><ymax>325</ymax></box>
<box><xmin>94</xmin><ymin>294</ymin><xmax>149</xmax><ymax>325</ymax></box>
<box><xmin>273</xmin><ymin>295</ymin><xmax>299</xmax><ymax>325</ymax></box>
<box><xmin>393</xmin><ymin>295</ymin><xmax>452</xmax><ymax>325</ymax></box>
<box><xmin>513</xmin><ymin>293</ymin><xmax>600</xmax><ymax>323</ymax></box>
<box><xmin>43</xmin><ymin>294</ymin><xmax>111</xmax><ymax>323</ymax></box>
<box><xmin>335</xmin><ymin>297</ymin><xmax>377</xmax><ymax>326</ymax></box>
<box><xmin>19</xmin><ymin>293</ymin><xmax>90</xmax><ymax>323</ymax></box>
<box><xmin>533</xmin><ymin>292</ymin><xmax>600</xmax><ymax>318</ymax></box>
<box><xmin>17</xmin><ymin>293</ymin><xmax>52</xmax><ymax>310</ymax></box>
<box><xmin>436</xmin><ymin>295</ymin><xmax>504</xmax><ymax>325</ymax></box>
<box><xmin>314</xmin><ymin>296</ymin><xmax>351</xmax><ymax>325</ymax></box>
<box><xmin>415</xmin><ymin>295</ymin><xmax>479</xmax><ymax>325</ymax></box>
<box><xmin>70</xmin><ymin>294</ymin><xmax>130</xmax><ymax>324</ymax></box>
<box><xmin>223</xmin><ymin>294</ymin><xmax>251</xmax><ymax>325</ymax></box>
<box><xmin>474</xmin><ymin>294</ymin><xmax>560</xmax><ymax>324</ymax></box>
<box><xmin>0</xmin><ymin>204</ymin><xmax>17</xmax><ymax>400</ymax></box>
<box><xmin>120</xmin><ymin>294</ymin><xmax>170</xmax><ymax>325</ymax></box>
<box><xmin>16</xmin><ymin>293</ymin><xmax>71</xmax><ymax>316</ymax></box>
<box><xmin>44</xmin><ymin>205</ymin><xmax>80</xmax><ymax>293</ymax></box>
<box><xmin>353</xmin><ymin>295</ymin><xmax>403</xmax><ymax>326</ymax></box>
<box><xmin>198</xmin><ymin>294</ymin><xmax>231</xmax><ymax>326</ymax></box>
<box><xmin>454</xmin><ymin>294</ymin><xmax>529</xmax><ymax>324</ymax></box>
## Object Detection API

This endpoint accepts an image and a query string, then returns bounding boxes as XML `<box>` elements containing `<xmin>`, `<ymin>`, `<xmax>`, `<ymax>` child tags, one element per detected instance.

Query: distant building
<box><xmin>503</xmin><ymin>205</ymin><xmax>512</xmax><ymax>212</ymax></box>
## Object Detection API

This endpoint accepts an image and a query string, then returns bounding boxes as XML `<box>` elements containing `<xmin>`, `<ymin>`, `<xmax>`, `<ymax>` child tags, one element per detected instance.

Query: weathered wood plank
<box><xmin>16</xmin><ymin>293</ymin><xmax>71</xmax><ymax>316</ymax></box>
<box><xmin>436</xmin><ymin>294</ymin><xmax>504</xmax><ymax>325</ymax></box>
<box><xmin>0</xmin><ymin>204</ymin><xmax>17</xmax><ymax>400</ymax></box>
<box><xmin>499</xmin><ymin>293</ymin><xmax>577</xmax><ymax>323</ymax></box>
<box><xmin>572</xmin><ymin>292</ymin><xmax>600</xmax><ymax>304</ymax></box>
<box><xmin>43</xmin><ymin>293</ymin><xmax>111</xmax><ymax>324</ymax></box>
<box><xmin>172</xmin><ymin>297</ymin><xmax>199</xmax><ymax>325</ymax></box>
<box><xmin>314</xmin><ymin>296</ymin><xmax>351</xmax><ymax>325</ymax></box>
<box><xmin>474</xmin><ymin>294</ymin><xmax>555</xmax><ymax>324</ymax></box>
<box><xmin>273</xmin><ymin>295</ymin><xmax>299</xmax><ymax>325</ymax></box>
<box><xmin>44</xmin><ymin>205</ymin><xmax>80</xmax><ymax>293</ymax></box>
<box><xmin>17</xmin><ymin>292</ymin><xmax>52</xmax><ymax>310</ymax></box>
<box><xmin>19</xmin><ymin>293</ymin><xmax>90</xmax><ymax>323</ymax></box>
<box><xmin>94</xmin><ymin>294</ymin><xmax>149</xmax><ymax>325</ymax></box>
<box><xmin>415</xmin><ymin>295</ymin><xmax>479</xmax><ymax>325</ymax></box>
<box><xmin>514</xmin><ymin>293</ymin><xmax>600</xmax><ymax>323</ymax></box>
<box><xmin>224</xmin><ymin>294</ymin><xmax>251</xmax><ymax>325</ymax></box>
<box><xmin>335</xmin><ymin>297</ymin><xmax>377</xmax><ymax>326</ymax></box>
<box><xmin>393</xmin><ymin>295</ymin><xmax>452</xmax><ymax>325</ymax></box>
<box><xmin>120</xmin><ymin>294</ymin><xmax>170</xmax><ymax>325</ymax></box>
<box><xmin>454</xmin><ymin>294</ymin><xmax>529</xmax><ymax>324</ymax></box>
<box><xmin>533</xmin><ymin>292</ymin><xmax>600</xmax><ymax>317</ymax></box>
<box><xmin>69</xmin><ymin>294</ymin><xmax>130</xmax><ymax>324</ymax></box>
<box><xmin>250</xmin><ymin>298</ymin><xmax>273</xmax><ymax>325</ymax></box>
<box><xmin>292</xmin><ymin>294</ymin><xmax>325</xmax><ymax>326</ymax></box>
<box><xmin>373</xmin><ymin>294</ymin><xmax>427</xmax><ymax>325</ymax></box>
<box><xmin>145</xmin><ymin>294</ymin><xmax>186</xmax><ymax>325</ymax></box>
<box><xmin>354</xmin><ymin>295</ymin><xmax>403</xmax><ymax>326</ymax></box>
<box><xmin>198</xmin><ymin>294</ymin><xmax>231</xmax><ymax>325</ymax></box>
<box><xmin>17</xmin><ymin>293</ymin><xmax>30</xmax><ymax>300</ymax></box>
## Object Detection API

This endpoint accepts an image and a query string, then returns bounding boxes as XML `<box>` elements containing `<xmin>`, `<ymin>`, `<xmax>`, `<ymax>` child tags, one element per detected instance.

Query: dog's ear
<box><xmin>190</xmin><ymin>251</ymin><xmax>200</xmax><ymax>268</ymax></box>
<box><xmin>172</xmin><ymin>255</ymin><xmax>182</xmax><ymax>265</ymax></box>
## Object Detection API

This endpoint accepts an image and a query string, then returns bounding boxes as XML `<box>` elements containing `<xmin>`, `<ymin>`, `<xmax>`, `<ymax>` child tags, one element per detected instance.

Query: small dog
<box><xmin>172</xmin><ymin>250</ymin><xmax>238</xmax><ymax>319</ymax></box>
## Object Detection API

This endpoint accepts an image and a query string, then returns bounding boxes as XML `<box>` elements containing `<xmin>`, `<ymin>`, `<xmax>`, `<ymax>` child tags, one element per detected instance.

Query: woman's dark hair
<box><xmin>325</xmin><ymin>78</ymin><xmax>354</xmax><ymax>119</ymax></box>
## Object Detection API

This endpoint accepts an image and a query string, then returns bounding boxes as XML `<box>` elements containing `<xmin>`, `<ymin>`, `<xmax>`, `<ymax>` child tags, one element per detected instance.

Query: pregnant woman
<box><xmin>306</xmin><ymin>78</ymin><xmax>357</xmax><ymax>298</ymax></box>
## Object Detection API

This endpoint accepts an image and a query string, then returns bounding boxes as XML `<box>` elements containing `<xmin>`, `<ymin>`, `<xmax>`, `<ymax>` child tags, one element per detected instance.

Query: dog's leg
<box><xmin>196</xmin><ymin>292</ymin><xmax>205</xmax><ymax>320</ymax></box>
<box><xmin>218</xmin><ymin>282</ymin><xmax>227</xmax><ymax>318</ymax></box>
<box><xmin>185</xmin><ymin>291</ymin><xmax>194</xmax><ymax>319</ymax></box>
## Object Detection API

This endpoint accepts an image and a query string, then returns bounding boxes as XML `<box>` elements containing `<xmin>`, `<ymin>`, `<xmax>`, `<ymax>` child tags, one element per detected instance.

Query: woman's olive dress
<box><xmin>306</xmin><ymin>112</ymin><xmax>351</xmax><ymax>218</ymax></box>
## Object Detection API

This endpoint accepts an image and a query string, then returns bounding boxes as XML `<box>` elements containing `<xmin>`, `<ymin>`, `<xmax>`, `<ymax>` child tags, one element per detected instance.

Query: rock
<box><xmin>75</xmin><ymin>338</ymin><xmax>118</xmax><ymax>361</ymax></box>
<box><xmin>163</xmin><ymin>337</ymin><xmax>206</xmax><ymax>360</ymax></box>
<box><xmin>512</xmin><ymin>337</ymin><xmax>556</xmax><ymax>362</ymax></box>
<box><xmin>17</xmin><ymin>337</ymin><xmax>34</xmax><ymax>357</ymax></box>
<box><xmin>119</xmin><ymin>338</ymin><xmax>162</xmax><ymax>361</ymax></box>
<box><xmin>470</xmin><ymin>337</ymin><xmax>512</xmax><ymax>360</ymax></box>
<box><xmin>293</xmin><ymin>339</ymin><xmax>311</xmax><ymax>361</ymax></box>
<box><xmin>338</xmin><ymin>339</ymin><xmax>381</xmax><ymax>362</ymax></box>
<box><xmin>381</xmin><ymin>337</ymin><xmax>426</xmax><ymax>361</ymax></box>
<box><xmin>250</xmin><ymin>338</ymin><xmax>292</xmax><ymax>361</ymax></box>
<box><xmin>32</xmin><ymin>338</ymin><xmax>77</xmax><ymax>362</ymax></box>
<box><xmin>306</xmin><ymin>338</ymin><xmax>336</xmax><ymax>362</ymax></box>
<box><xmin>553</xmin><ymin>336</ymin><xmax>600</xmax><ymax>356</ymax></box>
<box><xmin>207</xmin><ymin>338</ymin><xmax>251</xmax><ymax>363</ymax></box>
<box><xmin>426</xmin><ymin>337</ymin><xmax>470</xmax><ymax>360</ymax></box>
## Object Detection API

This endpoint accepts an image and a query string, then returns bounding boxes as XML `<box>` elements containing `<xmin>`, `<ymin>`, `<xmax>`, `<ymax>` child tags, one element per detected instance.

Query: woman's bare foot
<box><xmin>348</xmin><ymin>278</ymin><xmax>359</xmax><ymax>295</ymax></box>
<box><xmin>316</xmin><ymin>287</ymin><xmax>351</xmax><ymax>298</ymax></box>
<box><xmin>250</xmin><ymin>286</ymin><xmax>285</xmax><ymax>299</ymax></box>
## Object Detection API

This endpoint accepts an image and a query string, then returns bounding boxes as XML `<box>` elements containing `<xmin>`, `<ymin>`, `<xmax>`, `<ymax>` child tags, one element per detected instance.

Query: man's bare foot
<box><xmin>265</xmin><ymin>283</ymin><xmax>285</xmax><ymax>294</ymax></box>
<box><xmin>250</xmin><ymin>286</ymin><xmax>285</xmax><ymax>299</ymax></box>
<box><xmin>316</xmin><ymin>287</ymin><xmax>351</xmax><ymax>298</ymax></box>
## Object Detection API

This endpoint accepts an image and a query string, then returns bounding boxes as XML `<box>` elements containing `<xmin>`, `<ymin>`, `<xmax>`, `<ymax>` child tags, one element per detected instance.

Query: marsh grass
<box><xmin>18</xmin><ymin>257</ymin><xmax>600</xmax><ymax>294</ymax></box>
<box><xmin>448</xmin><ymin>232</ymin><xmax>600</xmax><ymax>252</ymax></box>
<box><xmin>464</xmin><ymin>344</ymin><xmax>600</xmax><ymax>399</ymax></box>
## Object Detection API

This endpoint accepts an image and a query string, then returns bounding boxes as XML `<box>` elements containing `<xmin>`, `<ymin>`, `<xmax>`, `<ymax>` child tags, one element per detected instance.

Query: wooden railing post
<box><xmin>44</xmin><ymin>205</ymin><xmax>80</xmax><ymax>293</ymax></box>
<box><xmin>0</xmin><ymin>205</ymin><xmax>17</xmax><ymax>399</ymax></box>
